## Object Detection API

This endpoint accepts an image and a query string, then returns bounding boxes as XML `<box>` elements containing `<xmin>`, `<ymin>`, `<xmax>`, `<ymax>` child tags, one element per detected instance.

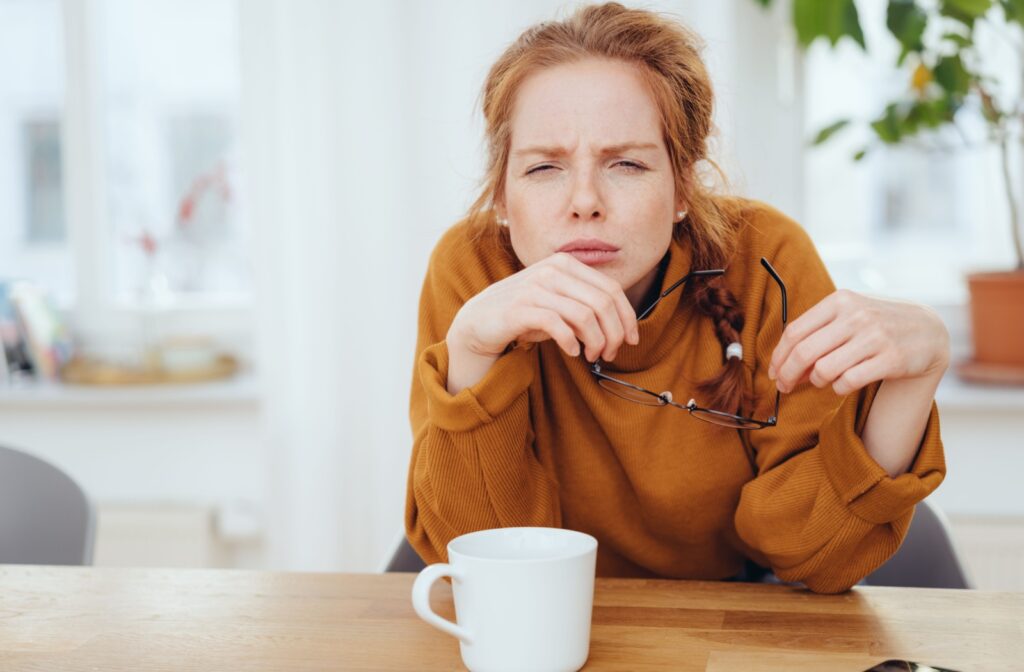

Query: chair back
<box><xmin>385</xmin><ymin>536</ymin><xmax>426</xmax><ymax>573</ymax></box>
<box><xmin>0</xmin><ymin>445</ymin><xmax>96</xmax><ymax>565</ymax></box>
<box><xmin>384</xmin><ymin>499</ymin><xmax>973</xmax><ymax>589</ymax></box>
<box><xmin>865</xmin><ymin>498</ymin><xmax>972</xmax><ymax>589</ymax></box>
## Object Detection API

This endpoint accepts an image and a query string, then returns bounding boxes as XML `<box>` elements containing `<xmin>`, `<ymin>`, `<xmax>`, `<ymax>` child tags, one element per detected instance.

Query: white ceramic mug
<box><xmin>411</xmin><ymin>527</ymin><xmax>598</xmax><ymax>672</ymax></box>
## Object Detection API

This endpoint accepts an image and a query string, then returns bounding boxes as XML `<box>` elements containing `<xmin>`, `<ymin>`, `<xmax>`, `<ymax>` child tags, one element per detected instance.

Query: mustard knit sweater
<box><xmin>404</xmin><ymin>199</ymin><xmax>945</xmax><ymax>593</ymax></box>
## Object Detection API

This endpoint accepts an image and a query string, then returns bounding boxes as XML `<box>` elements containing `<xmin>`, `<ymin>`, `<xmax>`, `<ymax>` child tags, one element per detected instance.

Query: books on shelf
<box><xmin>0</xmin><ymin>280</ymin><xmax>74</xmax><ymax>382</ymax></box>
<box><xmin>0</xmin><ymin>281</ymin><xmax>27</xmax><ymax>382</ymax></box>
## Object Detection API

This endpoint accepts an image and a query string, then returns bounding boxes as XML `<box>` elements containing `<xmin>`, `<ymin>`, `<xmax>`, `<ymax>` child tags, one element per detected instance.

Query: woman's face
<box><xmin>499</xmin><ymin>57</ymin><xmax>682</xmax><ymax>309</ymax></box>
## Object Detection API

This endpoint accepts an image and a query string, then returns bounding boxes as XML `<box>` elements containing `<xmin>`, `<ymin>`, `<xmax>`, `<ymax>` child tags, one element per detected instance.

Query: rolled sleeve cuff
<box><xmin>818</xmin><ymin>382</ymin><xmax>946</xmax><ymax>525</ymax></box>
<box><xmin>418</xmin><ymin>340</ymin><xmax>536</xmax><ymax>432</ymax></box>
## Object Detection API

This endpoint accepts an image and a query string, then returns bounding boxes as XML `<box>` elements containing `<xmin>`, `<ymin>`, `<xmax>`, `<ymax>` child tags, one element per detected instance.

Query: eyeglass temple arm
<box><xmin>760</xmin><ymin>257</ymin><xmax>787</xmax><ymax>324</ymax></box>
<box><xmin>760</xmin><ymin>257</ymin><xmax>787</xmax><ymax>424</ymax></box>
<box><xmin>636</xmin><ymin>268</ymin><xmax>726</xmax><ymax>321</ymax></box>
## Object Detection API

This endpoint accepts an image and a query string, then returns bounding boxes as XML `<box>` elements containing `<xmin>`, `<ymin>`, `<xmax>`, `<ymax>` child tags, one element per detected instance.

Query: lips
<box><xmin>557</xmin><ymin>239</ymin><xmax>620</xmax><ymax>266</ymax></box>
<box><xmin>557</xmin><ymin>238</ymin><xmax>620</xmax><ymax>253</ymax></box>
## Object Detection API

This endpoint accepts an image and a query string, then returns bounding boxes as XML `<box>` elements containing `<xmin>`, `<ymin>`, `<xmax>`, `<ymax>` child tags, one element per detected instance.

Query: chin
<box><xmin>605</xmin><ymin>267</ymin><xmax>639</xmax><ymax>290</ymax></box>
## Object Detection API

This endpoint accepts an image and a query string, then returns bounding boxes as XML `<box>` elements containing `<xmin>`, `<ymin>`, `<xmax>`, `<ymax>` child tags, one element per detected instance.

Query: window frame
<box><xmin>59</xmin><ymin>0</ymin><xmax>251</xmax><ymax>352</ymax></box>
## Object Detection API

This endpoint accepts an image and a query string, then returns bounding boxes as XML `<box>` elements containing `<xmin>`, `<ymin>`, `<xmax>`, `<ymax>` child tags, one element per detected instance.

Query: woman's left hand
<box><xmin>767</xmin><ymin>289</ymin><xmax>950</xmax><ymax>396</ymax></box>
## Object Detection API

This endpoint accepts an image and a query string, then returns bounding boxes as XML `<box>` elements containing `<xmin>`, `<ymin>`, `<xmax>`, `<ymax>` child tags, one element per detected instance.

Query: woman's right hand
<box><xmin>445</xmin><ymin>252</ymin><xmax>640</xmax><ymax>394</ymax></box>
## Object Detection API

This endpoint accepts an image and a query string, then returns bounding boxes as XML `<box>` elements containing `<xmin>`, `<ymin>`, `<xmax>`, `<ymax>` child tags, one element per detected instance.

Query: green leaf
<box><xmin>941</xmin><ymin>31</ymin><xmax>973</xmax><ymax>47</ymax></box>
<box><xmin>1001</xmin><ymin>0</ymin><xmax>1024</xmax><ymax>24</ymax></box>
<box><xmin>905</xmin><ymin>98</ymin><xmax>951</xmax><ymax>131</ymax></box>
<box><xmin>940</xmin><ymin>0</ymin><xmax>994</xmax><ymax>27</ymax></box>
<box><xmin>887</xmin><ymin>0</ymin><xmax>928</xmax><ymax>64</ymax></box>
<box><xmin>793</xmin><ymin>0</ymin><xmax>866</xmax><ymax>49</ymax></box>
<box><xmin>933</xmin><ymin>54</ymin><xmax>972</xmax><ymax>97</ymax></box>
<box><xmin>868</xmin><ymin>97</ymin><xmax>957</xmax><ymax>146</ymax></box>
<box><xmin>812</xmin><ymin>119</ymin><xmax>851</xmax><ymax>145</ymax></box>
<box><xmin>752</xmin><ymin>0</ymin><xmax>774</xmax><ymax>6</ymax></box>
<box><xmin>853</xmin><ymin>148</ymin><xmax>869</xmax><ymax>161</ymax></box>
<box><xmin>871</xmin><ymin>103</ymin><xmax>904</xmax><ymax>144</ymax></box>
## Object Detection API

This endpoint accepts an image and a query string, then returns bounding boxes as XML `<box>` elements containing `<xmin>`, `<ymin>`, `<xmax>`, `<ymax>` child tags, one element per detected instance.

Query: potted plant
<box><xmin>755</xmin><ymin>0</ymin><xmax>1024</xmax><ymax>382</ymax></box>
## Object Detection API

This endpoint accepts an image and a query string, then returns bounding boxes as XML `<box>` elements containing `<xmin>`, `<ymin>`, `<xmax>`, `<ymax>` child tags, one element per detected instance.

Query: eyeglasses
<box><xmin>589</xmin><ymin>257</ymin><xmax>787</xmax><ymax>430</ymax></box>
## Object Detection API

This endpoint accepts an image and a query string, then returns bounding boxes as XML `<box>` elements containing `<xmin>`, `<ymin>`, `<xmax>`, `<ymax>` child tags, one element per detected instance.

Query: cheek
<box><xmin>506</xmin><ymin>214</ymin><xmax>547</xmax><ymax>268</ymax></box>
<box><xmin>507</xmin><ymin>226</ymin><xmax>538</xmax><ymax>267</ymax></box>
<box><xmin>610</xmin><ymin>184</ymin><xmax>674</xmax><ymax>239</ymax></box>
<box><xmin>505</xmin><ymin>184</ymin><xmax>563</xmax><ymax>266</ymax></box>
<box><xmin>613</xmin><ymin>176</ymin><xmax>675</xmax><ymax>215</ymax></box>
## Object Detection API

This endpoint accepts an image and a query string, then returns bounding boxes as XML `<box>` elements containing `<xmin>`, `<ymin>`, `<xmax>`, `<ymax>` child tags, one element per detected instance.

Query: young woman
<box><xmin>404</xmin><ymin>2</ymin><xmax>948</xmax><ymax>593</ymax></box>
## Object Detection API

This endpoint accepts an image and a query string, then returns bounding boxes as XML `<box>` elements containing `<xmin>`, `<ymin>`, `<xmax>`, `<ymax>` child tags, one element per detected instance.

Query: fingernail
<box><xmin>631</xmin><ymin>329</ymin><xmax>640</xmax><ymax>344</ymax></box>
<box><xmin>768</xmin><ymin>366</ymin><xmax>776</xmax><ymax>380</ymax></box>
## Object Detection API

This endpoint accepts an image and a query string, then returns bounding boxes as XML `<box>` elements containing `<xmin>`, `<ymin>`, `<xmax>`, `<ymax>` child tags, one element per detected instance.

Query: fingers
<box><xmin>542</xmin><ymin>274</ymin><xmax>628</xmax><ymax>361</ymax></box>
<box><xmin>769</xmin><ymin>290</ymin><xmax>846</xmax><ymax>379</ymax></box>
<box><xmin>772</xmin><ymin>319</ymin><xmax>851</xmax><ymax>393</ymax></box>
<box><xmin>772</xmin><ymin>313</ymin><xmax>889</xmax><ymax>395</ymax></box>
<box><xmin>528</xmin><ymin>254</ymin><xmax>638</xmax><ymax>361</ymax></box>
<box><xmin>831</xmin><ymin>355</ymin><xmax>888</xmax><ymax>396</ymax></box>
<box><xmin>807</xmin><ymin>336</ymin><xmax>877</xmax><ymax>392</ymax></box>
<box><xmin>515</xmin><ymin>307</ymin><xmax>580</xmax><ymax>357</ymax></box>
<box><xmin>552</xmin><ymin>253</ymin><xmax>639</xmax><ymax>344</ymax></box>
<box><xmin>532</xmin><ymin>291</ymin><xmax>609</xmax><ymax>361</ymax></box>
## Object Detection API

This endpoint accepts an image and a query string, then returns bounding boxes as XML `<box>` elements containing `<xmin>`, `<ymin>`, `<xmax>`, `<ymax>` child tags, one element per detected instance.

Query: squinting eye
<box><xmin>526</xmin><ymin>164</ymin><xmax>555</xmax><ymax>175</ymax></box>
<box><xmin>615</xmin><ymin>161</ymin><xmax>646</xmax><ymax>172</ymax></box>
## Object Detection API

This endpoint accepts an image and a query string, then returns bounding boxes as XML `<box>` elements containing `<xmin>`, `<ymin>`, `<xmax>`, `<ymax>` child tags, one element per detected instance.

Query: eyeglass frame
<box><xmin>587</xmin><ymin>257</ymin><xmax>787</xmax><ymax>430</ymax></box>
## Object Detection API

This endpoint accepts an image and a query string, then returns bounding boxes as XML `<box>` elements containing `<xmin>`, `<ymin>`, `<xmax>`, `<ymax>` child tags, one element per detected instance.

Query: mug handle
<box><xmin>411</xmin><ymin>563</ymin><xmax>473</xmax><ymax>645</ymax></box>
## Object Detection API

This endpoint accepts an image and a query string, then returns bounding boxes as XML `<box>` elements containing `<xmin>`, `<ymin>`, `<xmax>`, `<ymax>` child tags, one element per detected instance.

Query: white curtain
<box><xmin>237</xmin><ymin>0</ymin><xmax>797</xmax><ymax>571</ymax></box>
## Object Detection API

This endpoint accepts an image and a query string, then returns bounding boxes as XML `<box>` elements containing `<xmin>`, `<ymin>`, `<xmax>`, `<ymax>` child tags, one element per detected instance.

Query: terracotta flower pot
<box><xmin>966</xmin><ymin>270</ymin><xmax>1024</xmax><ymax>367</ymax></box>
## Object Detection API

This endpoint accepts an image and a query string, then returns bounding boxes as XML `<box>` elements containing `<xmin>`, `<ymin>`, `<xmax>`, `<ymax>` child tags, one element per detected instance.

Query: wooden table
<box><xmin>1</xmin><ymin>566</ymin><xmax>1021</xmax><ymax>671</ymax></box>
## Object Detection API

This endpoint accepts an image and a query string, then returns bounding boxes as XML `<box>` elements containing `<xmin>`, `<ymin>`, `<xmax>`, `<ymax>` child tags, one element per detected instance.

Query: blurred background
<box><xmin>1</xmin><ymin>0</ymin><xmax>1022</xmax><ymax>588</ymax></box>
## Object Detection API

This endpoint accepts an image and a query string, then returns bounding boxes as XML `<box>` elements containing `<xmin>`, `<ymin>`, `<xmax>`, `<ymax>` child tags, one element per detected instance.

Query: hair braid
<box><xmin>692</xmin><ymin>281</ymin><xmax>754</xmax><ymax>416</ymax></box>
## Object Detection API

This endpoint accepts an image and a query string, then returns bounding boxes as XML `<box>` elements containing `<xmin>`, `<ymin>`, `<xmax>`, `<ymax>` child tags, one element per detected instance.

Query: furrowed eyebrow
<box><xmin>512</xmin><ymin>141</ymin><xmax>660</xmax><ymax>159</ymax></box>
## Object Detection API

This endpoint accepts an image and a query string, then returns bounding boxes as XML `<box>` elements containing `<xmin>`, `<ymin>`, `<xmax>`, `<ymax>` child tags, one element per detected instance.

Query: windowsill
<box><xmin>2</xmin><ymin>367</ymin><xmax>1018</xmax><ymax>412</ymax></box>
<box><xmin>0</xmin><ymin>372</ymin><xmax>260</xmax><ymax>408</ymax></box>
<box><xmin>935</xmin><ymin>373</ymin><xmax>1024</xmax><ymax>413</ymax></box>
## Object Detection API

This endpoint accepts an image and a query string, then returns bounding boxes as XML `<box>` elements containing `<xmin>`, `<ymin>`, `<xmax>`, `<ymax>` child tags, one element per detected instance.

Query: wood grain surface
<box><xmin>1</xmin><ymin>566</ymin><xmax>1020</xmax><ymax>671</ymax></box>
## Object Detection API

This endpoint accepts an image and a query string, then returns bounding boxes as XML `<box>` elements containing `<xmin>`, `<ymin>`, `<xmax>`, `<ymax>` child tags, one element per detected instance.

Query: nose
<box><xmin>569</xmin><ymin>167</ymin><xmax>605</xmax><ymax>222</ymax></box>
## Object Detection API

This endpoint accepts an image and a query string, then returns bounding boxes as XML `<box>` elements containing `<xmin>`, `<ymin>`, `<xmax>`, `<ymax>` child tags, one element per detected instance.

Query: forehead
<box><xmin>509</xmin><ymin>57</ymin><xmax>664</xmax><ymax>149</ymax></box>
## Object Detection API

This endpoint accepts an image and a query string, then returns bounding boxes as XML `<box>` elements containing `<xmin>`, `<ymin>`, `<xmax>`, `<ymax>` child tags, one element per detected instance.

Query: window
<box><xmin>802</xmin><ymin>0</ymin><xmax>1020</xmax><ymax>305</ymax></box>
<box><xmin>96</xmin><ymin>0</ymin><xmax>247</xmax><ymax>303</ymax></box>
<box><xmin>0</xmin><ymin>0</ymin><xmax>249</xmax><ymax>320</ymax></box>
<box><xmin>0</xmin><ymin>0</ymin><xmax>73</xmax><ymax>301</ymax></box>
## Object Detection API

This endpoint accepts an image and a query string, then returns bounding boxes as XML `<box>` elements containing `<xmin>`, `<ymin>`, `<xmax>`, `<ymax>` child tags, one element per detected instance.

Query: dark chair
<box><xmin>865</xmin><ymin>498</ymin><xmax>972</xmax><ymax>589</ymax></box>
<box><xmin>384</xmin><ymin>499</ymin><xmax>973</xmax><ymax>589</ymax></box>
<box><xmin>0</xmin><ymin>445</ymin><xmax>96</xmax><ymax>565</ymax></box>
<box><xmin>386</xmin><ymin>535</ymin><xmax>426</xmax><ymax>572</ymax></box>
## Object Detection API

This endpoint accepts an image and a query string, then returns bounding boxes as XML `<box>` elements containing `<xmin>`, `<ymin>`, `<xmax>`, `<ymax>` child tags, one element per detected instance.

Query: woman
<box><xmin>404</xmin><ymin>2</ymin><xmax>948</xmax><ymax>593</ymax></box>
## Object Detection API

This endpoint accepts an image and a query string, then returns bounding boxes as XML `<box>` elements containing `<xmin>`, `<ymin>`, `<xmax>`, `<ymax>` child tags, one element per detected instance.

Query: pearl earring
<box><xmin>675</xmin><ymin>210</ymin><xmax>687</xmax><ymax>222</ymax></box>
<box><xmin>497</xmin><ymin>217</ymin><xmax>509</xmax><ymax>226</ymax></box>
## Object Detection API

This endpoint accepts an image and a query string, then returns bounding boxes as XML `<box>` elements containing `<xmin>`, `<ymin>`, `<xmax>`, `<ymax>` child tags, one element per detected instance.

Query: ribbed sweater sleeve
<box><xmin>733</xmin><ymin>215</ymin><xmax>946</xmax><ymax>594</ymax></box>
<box><xmin>403</xmin><ymin>227</ymin><xmax>562</xmax><ymax>565</ymax></box>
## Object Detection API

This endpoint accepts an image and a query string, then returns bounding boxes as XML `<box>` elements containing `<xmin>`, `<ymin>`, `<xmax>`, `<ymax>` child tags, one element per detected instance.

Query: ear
<box><xmin>492</xmin><ymin>196</ymin><xmax>506</xmax><ymax>222</ymax></box>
